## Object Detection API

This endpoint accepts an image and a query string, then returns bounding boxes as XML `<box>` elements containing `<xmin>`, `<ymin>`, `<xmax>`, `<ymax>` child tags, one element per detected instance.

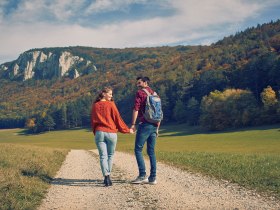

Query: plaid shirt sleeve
<box><xmin>133</xmin><ymin>90</ymin><xmax>144</xmax><ymax>111</ymax></box>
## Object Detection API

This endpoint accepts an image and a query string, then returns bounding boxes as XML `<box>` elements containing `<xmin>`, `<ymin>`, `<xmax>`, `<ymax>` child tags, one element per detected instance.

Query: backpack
<box><xmin>142</xmin><ymin>88</ymin><xmax>163</xmax><ymax>123</ymax></box>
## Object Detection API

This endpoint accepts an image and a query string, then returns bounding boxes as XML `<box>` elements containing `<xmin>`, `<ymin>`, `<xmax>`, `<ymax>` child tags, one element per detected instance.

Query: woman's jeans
<box><xmin>95</xmin><ymin>131</ymin><xmax>117</xmax><ymax>177</ymax></box>
<box><xmin>134</xmin><ymin>122</ymin><xmax>157</xmax><ymax>179</ymax></box>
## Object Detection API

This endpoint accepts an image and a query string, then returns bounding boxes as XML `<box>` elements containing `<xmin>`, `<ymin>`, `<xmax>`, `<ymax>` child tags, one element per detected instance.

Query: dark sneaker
<box><xmin>108</xmin><ymin>175</ymin><xmax>113</xmax><ymax>186</ymax></box>
<box><xmin>147</xmin><ymin>177</ymin><xmax>157</xmax><ymax>185</ymax></box>
<box><xmin>131</xmin><ymin>176</ymin><xmax>148</xmax><ymax>184</ymax></box>
<box><xmin>104</xmin><ymin>175</ymin><xmax>110</xmax><ymax>187</ymax></box>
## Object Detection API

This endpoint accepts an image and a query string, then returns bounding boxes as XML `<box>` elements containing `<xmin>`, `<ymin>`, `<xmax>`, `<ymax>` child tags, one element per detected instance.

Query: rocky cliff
<box><xmin>0</xmin><ymin>49</ymin><xmax>97</xmax><ymax>81</ymax></box>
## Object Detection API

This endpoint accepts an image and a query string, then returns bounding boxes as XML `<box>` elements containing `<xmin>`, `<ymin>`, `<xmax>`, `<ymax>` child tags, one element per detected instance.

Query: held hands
<box><xmin>129</xmin><ymin>128</ymin><xmax>135</xmax><ymax>134</ymax></box>
<box><xmin>129</xmin><ymin>125</ymin><xmax>159</xmax><ymax>136</ymax></box>
<box><xmin>129</xmin><ymin>125</ymin><xmax>137</xmax><ymax>134</ymax></box>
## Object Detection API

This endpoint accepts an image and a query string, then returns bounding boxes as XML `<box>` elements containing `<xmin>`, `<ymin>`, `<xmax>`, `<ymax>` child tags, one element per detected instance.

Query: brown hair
<box><xmin>94</xmin><ymin>87</ymin><xmax>113</xmax><ymax>103</ymax></box>
<box><xmin>137</xmin><ymin>76</ymin><xmax>150</xmax><ymax>84</ymax></box>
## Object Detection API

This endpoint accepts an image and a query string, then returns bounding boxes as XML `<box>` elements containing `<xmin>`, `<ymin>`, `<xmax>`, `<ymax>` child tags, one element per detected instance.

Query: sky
<box><xmin>0</xmin><ymin>0</ymin><xmax>280</xmax><ymax>64</ymax></box>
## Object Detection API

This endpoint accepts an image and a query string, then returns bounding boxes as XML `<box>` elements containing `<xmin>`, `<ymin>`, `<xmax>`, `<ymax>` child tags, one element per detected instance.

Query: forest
<box><xmin>0</xmin><ymin>20</ymin><xmax>280</xmax><ymax>133</ymax></box>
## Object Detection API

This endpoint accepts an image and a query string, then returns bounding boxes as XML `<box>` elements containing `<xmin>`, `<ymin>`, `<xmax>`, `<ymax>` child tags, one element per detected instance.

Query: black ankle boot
<box><xmin>108</xmin><ymin>175</ymin><xmax>113</xmax><ymax>186</ymax></box>
<box><xmin>104</xmin><ymin>175</ymin><xmax>110</xmax><ymax>187</ymax></box>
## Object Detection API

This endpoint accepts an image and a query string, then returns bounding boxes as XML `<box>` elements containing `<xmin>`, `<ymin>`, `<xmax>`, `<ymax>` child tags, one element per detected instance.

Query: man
<box><xmin>130</xmin><ymin>76</ymin><xmax>160</xmax><ymax>185</ymax></box>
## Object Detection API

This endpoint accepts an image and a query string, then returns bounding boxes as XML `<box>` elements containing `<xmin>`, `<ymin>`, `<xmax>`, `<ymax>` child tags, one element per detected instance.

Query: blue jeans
<box><xmin>134</xmin><ymin>122</ymin><xmax>157</xmax><ymax>178</ymax></box>
<box><xmin>95</xmin><ymin>131</ymin><xmax>117</xmax><ymax>177</ymax></box>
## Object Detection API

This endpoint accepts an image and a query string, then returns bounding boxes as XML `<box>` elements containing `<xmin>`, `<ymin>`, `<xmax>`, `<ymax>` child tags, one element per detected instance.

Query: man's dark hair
<box><xmin>137</xmin><ymin>76</ymin><xmax>150</xmax><ymax>83</ymax></box>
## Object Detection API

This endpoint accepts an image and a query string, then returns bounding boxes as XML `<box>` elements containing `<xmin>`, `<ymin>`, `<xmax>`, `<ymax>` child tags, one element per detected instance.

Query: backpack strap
<box><xmin>142</xmin><ymin>88</ymin><xmax>151</xmax><ymax>96</ymax></box>
<box><xmin>142</xmin><ymin>88</ymin><xmax>158</xmax><ymax>96</ymax></box>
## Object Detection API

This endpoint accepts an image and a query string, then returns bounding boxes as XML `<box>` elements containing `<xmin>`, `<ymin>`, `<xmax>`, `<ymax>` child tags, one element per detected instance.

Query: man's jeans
<box><xmin>95</xmin><ymin>131</ymin><xmax>117</xmax><ymax>176</ymax></box>
<box><xmin>134</xmin><ymin>122</ymin><xmax>157</xmax><ymax>178</ymax></box>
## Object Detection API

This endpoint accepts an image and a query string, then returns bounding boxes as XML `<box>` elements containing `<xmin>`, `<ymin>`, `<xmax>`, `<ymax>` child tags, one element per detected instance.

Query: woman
<box><xmin>91</xmin><ymin>87</ymin><xmax>132</xmax><ymax>187</ymax></box>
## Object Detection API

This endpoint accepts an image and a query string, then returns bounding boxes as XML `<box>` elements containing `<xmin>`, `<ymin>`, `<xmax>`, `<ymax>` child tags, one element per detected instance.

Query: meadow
<box><xmin>0</xmin><ymin>124</ymin><xmax>279</xmax><ymax>209</ymax></box>
<box><xmin>0</xmin><ymin>143</ymin><xmax>68</xmax><ymax>209</ymax></box>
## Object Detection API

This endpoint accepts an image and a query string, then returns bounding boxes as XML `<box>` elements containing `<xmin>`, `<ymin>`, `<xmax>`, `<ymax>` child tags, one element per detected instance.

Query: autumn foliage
<box><xmin>1</xmin><ymin>20</ymin><xmax>280</xmax><ymax>131</ymax></box>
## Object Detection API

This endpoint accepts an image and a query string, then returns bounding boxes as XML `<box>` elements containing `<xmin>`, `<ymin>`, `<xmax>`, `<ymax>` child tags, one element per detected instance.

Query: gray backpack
<box><xmin>142</xmin><ymin>89</ymin><xmax>163</xmax><ymax>123</ymax></box>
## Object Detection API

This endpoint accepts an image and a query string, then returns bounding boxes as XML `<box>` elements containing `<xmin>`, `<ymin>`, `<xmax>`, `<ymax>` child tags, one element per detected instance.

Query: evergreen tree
<box><xmin>43</xmin><ymin>115</ymin><xmax>56</xmax><ymax>131</ymax></box>
<box><xmin>61</xmin><ymin>103</ymin><xmax>68</xmax><ymax>128</ymax></box>
<box><xmin>186</xmin><ymin>97</ymin><xmax>200</xmax><ymax>125</ymax></box>
<box><xmin>172</xmin><ymin>99</ymin><xmax>187</xmax><ymax>123</ymax></box>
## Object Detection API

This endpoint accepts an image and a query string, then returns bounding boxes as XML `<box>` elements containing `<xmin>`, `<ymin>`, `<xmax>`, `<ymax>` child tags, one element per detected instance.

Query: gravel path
<box><xmin>39</xmin><ymin>150</ymin><xmax>280</xmax><ymax>210</ymax></box>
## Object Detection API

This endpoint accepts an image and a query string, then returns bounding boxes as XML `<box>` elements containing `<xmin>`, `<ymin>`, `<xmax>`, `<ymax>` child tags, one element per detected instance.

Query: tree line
<box><xmin>22</xmin><ymin>84</ymin><xmax>279</xmax><ymax>133</ymax></box>
<box><xmin>1</xmin><ymin>50</ymin><xmax>280</xmax><ymax>133</ymax></box>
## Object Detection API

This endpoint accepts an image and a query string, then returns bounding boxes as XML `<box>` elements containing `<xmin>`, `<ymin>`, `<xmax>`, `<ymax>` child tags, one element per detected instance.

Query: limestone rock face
<box><xmin>59</xmin><ymin>52</ymin><xmax>83</xmax><ymax>77</ymax></box>
<box><xmin>73</xmin><ymin>69</ymin><xmax>80</xmax><ymax>79</ymax></box>
<box><xmin>0</xmin><ymin>49</ymin><xmax>97</xmax><ymax>81</ymax></box>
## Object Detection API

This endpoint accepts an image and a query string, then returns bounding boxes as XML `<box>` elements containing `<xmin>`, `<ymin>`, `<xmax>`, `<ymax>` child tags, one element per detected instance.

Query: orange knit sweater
<box><xmin>91</xmin><ymin>101</ymin><xmax>130</xmax><ymax>135</ymax></box>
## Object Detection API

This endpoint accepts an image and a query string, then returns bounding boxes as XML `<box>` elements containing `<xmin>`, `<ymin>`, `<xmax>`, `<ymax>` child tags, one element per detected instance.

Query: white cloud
<box><xmin>7</xmin><ymin>0</ymin><xmax>47</xmax><ymax>23</ymax></box>
<box><xmin>0</xmin><ymin>0</ymin><xmax>8</xmax><ymax>24</ymax></box>
<box><xmin>48</xmin><ymin>0</ymin><xmax>85</xmax><ymax>21</ymax></box>
<box><xmin>85</xmin><ymin>0</ymin><xmax>148</xmax><ymax>14</ymax></box>
<box><xmin>0</xmin><ymin>0</ymin><xmax>280</xmax><ymax>64</ymax></box>
<box><xmin>3</xmin><ymin>0</ymin><xmax>82</xmax><ymax>23</ymax></box>
<box><xmin>169</xmin><ymin>0</ymin><xmax>261</xmax><ymax>27</ymax></box>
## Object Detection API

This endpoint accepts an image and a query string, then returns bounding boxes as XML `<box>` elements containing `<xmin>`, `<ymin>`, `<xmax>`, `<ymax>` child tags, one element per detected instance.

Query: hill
<box><xmin>0</xmin><ymin>20</ymin><xmax>280</xmax><ymax>131</ymax></box>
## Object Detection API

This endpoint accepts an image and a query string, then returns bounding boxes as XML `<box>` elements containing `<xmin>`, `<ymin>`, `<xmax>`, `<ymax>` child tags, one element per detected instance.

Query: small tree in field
<box><xmin>200</xmin><ymin>89</ymin><xmax>258</xmax><ymax>130</ymax></box>
<box><xmin>261</xmin><ymin>86</ymin><xmax>277</xmax><ymax>108</ymax></box>
<box><xmin>25</xmin><ymin>118</ymin><xmax>36</xmax><ymax>133</ymax></box>
<box><xmin>260</xmin><ymin>86</ymin><xmax>279</xmax><ymax>124</ymax></box>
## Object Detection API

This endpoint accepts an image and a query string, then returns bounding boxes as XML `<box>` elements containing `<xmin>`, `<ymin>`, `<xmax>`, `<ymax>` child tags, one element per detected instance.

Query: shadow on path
<box><xmin>51</xmin><ymin>178</ymin><xmax>126</xmax><ymax>187</ymax></box>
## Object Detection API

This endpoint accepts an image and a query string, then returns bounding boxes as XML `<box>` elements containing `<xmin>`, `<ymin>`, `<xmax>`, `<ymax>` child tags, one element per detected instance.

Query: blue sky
<box><xmin>0</xmin><ymin>0</ymin><xmax>280</xmax><ymax>64</ymax></box>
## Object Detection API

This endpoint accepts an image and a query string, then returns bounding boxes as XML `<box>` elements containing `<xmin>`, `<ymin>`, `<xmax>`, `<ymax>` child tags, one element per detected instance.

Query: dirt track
<box><xmin>38</xmin><ymin>150</ymin><xmax>280</xmax><ymax>210</ymax></box>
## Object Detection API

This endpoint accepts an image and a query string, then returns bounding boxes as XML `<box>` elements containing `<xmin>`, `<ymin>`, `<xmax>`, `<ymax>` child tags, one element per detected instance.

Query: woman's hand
<box><xmin>129</xmin><ymin>128</ymin><xmax>135</xmax><ymax>134</ymax></box>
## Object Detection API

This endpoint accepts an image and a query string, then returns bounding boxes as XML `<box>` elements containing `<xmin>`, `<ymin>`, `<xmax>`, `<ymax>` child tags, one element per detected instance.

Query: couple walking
<box><xmin>91</xmin><ymin>76</ymin><xmax>161</xmax><ymax>187</ymax></box>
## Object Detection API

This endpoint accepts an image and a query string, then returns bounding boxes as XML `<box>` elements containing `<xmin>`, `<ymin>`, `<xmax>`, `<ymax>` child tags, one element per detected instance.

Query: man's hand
<box><xmin>156</xmin><ymin>122</ymin><xmax>160</xmax><ymax>137</ymax></box>
<box><xmin>156</xmin><ymin>128</ymin><xmax>159</xmax><ymax>137</ymax></box>
<box><xmin>131</xmin><ymin>110</ymin><xmax>138</xmax><ymax>133</ymax></box>
<box><xmin>130</xmin><ymin>125</ymin><xmax>136</xmax><ymax>133</ymax></box>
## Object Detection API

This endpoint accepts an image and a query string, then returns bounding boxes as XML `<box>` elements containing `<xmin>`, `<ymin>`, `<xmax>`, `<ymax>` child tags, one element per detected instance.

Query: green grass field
<box><xmin>0</xmin><ymin>123</ymin><xmax>280</xmax><ymax>209</ymax></box>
